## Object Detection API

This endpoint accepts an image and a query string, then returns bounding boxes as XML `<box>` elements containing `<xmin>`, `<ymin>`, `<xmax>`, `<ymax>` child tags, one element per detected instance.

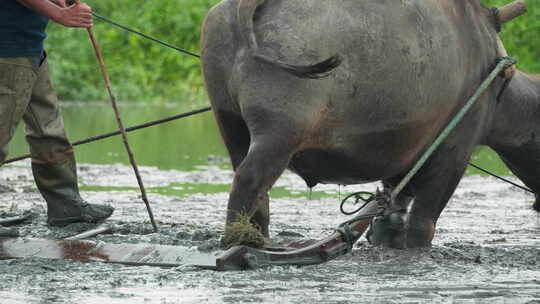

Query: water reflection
<box><xmin>9</xmin><ymin>102</ymin><xmax>227</xmax><ymax>171</ymax></box>
<box><xmin>8</xmin><ymin>102</ymin><xmax>512</xmax><ymax>176</ymax></box>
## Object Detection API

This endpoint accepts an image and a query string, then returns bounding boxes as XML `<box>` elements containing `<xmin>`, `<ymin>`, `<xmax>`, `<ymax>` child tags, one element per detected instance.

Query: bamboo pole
<box><xmin>85</xmin><ymin>26</ymin><xmax>158</xmax><ymax>232</ymax></box>
<box><xmin>1</xmin><ymin>107</ymin><xmax>211</xmax><ymax>165</ymax></box>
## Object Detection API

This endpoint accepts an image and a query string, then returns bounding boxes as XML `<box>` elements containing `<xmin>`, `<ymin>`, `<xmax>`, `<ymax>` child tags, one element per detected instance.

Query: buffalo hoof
<box><xmin>405</xmin><ymin>215</ymin><xmax>436</xmax><ymax>248</ymax></box>
<box><xmin>367</xmin><ymin>210</ymin><xmax>409</xmax><ymax>249</ymax></box>
<box><xmin>367</xmin><ymin>212</ymin><xmax>436</xmax><ymax>248</ymax></box>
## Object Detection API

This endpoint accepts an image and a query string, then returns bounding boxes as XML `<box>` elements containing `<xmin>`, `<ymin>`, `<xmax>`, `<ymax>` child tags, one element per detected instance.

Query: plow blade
<box><xmin>216</xmin><ymin>199</ymin><xmax>380</xmax><ymax>271</ymax></box>
<box><xmin>0</xmin><ymin>238</ymin><xmax>218</xmax><ymax>269</ymax></box>
<box><xmin>217</xmin><ymin>234</ymin><xmax>353</xmax><ymax>271</ymax></box>
<box><xmin>0</xmin><ymin>200</ymin><xmax>380</xmax><ymax>271</ymax></box>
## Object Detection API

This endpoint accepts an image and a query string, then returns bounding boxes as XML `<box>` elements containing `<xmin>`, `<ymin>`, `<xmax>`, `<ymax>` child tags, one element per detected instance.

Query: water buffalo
<box><xmin>201</xmin><ymin>0</ymin><xmax>539</xmax><ymax>248</ymax></box>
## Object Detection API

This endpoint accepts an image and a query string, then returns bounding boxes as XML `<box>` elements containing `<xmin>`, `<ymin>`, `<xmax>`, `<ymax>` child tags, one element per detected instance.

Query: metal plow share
<box><xmin>0</xmin><ymin>200</ymin><xmax>380</xmax><ymax>271</ymax></box>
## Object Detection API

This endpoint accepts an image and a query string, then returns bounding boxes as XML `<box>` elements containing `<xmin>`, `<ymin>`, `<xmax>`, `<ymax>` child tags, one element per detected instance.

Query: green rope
<box><xmin>390</xmin><ymin>57</ymin><xmax>517</xmax><ymax>201</ymax></box>
<box><xmin>335</xmin><ymin>57</ymin><xmax>517</xmax><ymax>249</ymax></box>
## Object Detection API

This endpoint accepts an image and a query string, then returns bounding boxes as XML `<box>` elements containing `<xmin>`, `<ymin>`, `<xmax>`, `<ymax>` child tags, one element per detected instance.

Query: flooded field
<box><xmin>0</xmin><ymin>103</ymin><xmax>538</xmax><ymax>303</ymax></box>
<box><xmin>1</xmin><ymin>160</ymin><xmax>539</xmax><ymax>304</ymax></box>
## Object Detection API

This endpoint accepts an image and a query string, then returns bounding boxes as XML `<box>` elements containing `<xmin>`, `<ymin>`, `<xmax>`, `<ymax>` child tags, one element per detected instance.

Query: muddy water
<box><xmin>6</xmin><ymin>102</ymin><xmax>513</xmax><ymax>176</ymax></box>
<box><xmin>0</xmin><ymin>160</ymin><xmax>539</xmax><ymax>304</ymax></box>
<box><xmin>1</xmin><ymin>103</ymin><xmax>539</xmax><ymax>303</ymax></box>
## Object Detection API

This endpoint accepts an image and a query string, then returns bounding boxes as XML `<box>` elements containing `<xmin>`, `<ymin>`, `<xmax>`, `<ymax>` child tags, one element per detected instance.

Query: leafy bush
<box><xmin>45</xmin><ymin>0</ymin><xmax>539</xmax><ymax>102</ymax></box>
<box><xmin>46</xmin><ymin>0</ymin><xmax>219</xmax><ymax>102</ymax></box>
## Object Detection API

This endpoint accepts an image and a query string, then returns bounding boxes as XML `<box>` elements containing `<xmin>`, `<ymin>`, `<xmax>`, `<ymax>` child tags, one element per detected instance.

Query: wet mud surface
<box><xmin>0</xmin><ymin>161</ymin><xmax>539</xmax><ymax>303</ymax></box>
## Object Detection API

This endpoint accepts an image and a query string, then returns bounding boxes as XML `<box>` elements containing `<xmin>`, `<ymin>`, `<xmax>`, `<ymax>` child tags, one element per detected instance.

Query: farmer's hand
<box><xmin>55</xmin><ymin>2</ymin><xmax>93</xmax><ymax>28</ymax></box>
<box><xmin>17</xmin><ymin>0</ymin><xmax>92</xmax><ymax>28</ymax></box>
<box><xmin>49</xmin><ymin>0</ymin><xmax>67</xmax><ymax>8</ymax></box>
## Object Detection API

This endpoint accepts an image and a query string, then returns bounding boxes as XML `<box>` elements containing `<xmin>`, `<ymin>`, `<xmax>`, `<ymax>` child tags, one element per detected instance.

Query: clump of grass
<box><xmin>223</xmin><ymin>215</ymin><xmax>265</xmax><ymax>249</ymax></box>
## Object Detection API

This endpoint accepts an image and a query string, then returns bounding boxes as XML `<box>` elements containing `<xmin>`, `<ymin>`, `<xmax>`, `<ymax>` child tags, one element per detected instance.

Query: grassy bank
<box><xmin>45</xmin><ymin>0</ymin><xmax>539</xmax><ymax>102</ymax></box>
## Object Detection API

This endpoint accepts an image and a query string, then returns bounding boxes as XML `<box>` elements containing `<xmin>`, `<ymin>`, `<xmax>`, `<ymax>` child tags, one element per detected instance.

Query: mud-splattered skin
<box><xmin>201</xmin><ymin>0</ymin><xmax>539</xmax><ymax>248</ymax></box>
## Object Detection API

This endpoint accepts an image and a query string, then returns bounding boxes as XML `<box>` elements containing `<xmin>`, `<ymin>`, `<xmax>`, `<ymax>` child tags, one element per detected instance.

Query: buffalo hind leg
<box><xmin>225</xmin><ymin>138</ymin><xmax>295</xmax><ymax>243</ymax></box>
<box><xmin>213</xmin><ymin>111</ymin><xmax>272</xmax><ymax>236</ymax></box>
<box><xmin>369</xmin><ymin>144</ymin><xmax>472</xmax><ymax>248</ymax></box>
<box><xmin>493</xmin><ymin>140</ymin><xmax>540</xmax><ymax>212</ymax></box>
<box><xmin>213</xmin><ymin>109</ymin><xmax>251</xmax><ymax>171</ymax></box>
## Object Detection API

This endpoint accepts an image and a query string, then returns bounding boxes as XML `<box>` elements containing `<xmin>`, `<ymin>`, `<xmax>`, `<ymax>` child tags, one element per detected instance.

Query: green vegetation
<box><xmin>46</xmin><ymin>0</ymin><xmax>539</xmax><ymax>102</ymax></box>
<box><xmin>482</xmin><ymin>0</ymin><xmax>540</xmax><ymax>73</ymax></box>
<box><xmin>46</xmin><ymin>0</ymin><xmax>220</xmax><ymax>102</ymax></box>
<box><xmin>223</xmin><ymin>215</ymin><xmax>266</xmax><ymax>249</ymax></box>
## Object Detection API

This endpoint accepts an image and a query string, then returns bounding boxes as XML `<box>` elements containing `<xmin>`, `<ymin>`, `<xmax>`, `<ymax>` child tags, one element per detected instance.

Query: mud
<box><xmin>0</xmin><ymin>160</ymin><xmax>539</xmax><ymax>303</ymax></box>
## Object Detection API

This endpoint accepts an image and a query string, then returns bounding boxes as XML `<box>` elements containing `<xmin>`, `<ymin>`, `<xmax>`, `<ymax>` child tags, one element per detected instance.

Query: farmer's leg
<box><xmin>0</xmin><ymin>57</ymin><xmax>36</xmax><ymax>237</ymax></box>
<box><xmin>0</xmin><ymin>57</ymin><xmax>36</xmax><ymax>164</ymax></box>
<box><xmin>23</xmin><ymin>55</ymin><xmax>114</xmax><ymax>227</ymax></box>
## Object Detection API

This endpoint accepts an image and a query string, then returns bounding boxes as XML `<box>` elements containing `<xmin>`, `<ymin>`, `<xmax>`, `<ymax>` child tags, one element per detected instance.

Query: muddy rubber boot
<box><xmin>31</xmin><ymin>157</ymin><xmax>114</xmax><ymax>227</ymax></box>
<box><xmin>0</xmin><ymin>226</ymin><xmax>19</xmax><ymax>237</ymax></box>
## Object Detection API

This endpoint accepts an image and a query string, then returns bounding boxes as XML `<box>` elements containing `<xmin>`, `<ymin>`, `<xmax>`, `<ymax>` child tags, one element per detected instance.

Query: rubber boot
<box><xmin>0</xmin><ymin>226</ymin><xmax>19</xmax><ymax>237</ymax></box>
<box><xmin>31</xmin><ymin>156</ymin><xmax>114</xmax><ymax>227</ymax></box>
